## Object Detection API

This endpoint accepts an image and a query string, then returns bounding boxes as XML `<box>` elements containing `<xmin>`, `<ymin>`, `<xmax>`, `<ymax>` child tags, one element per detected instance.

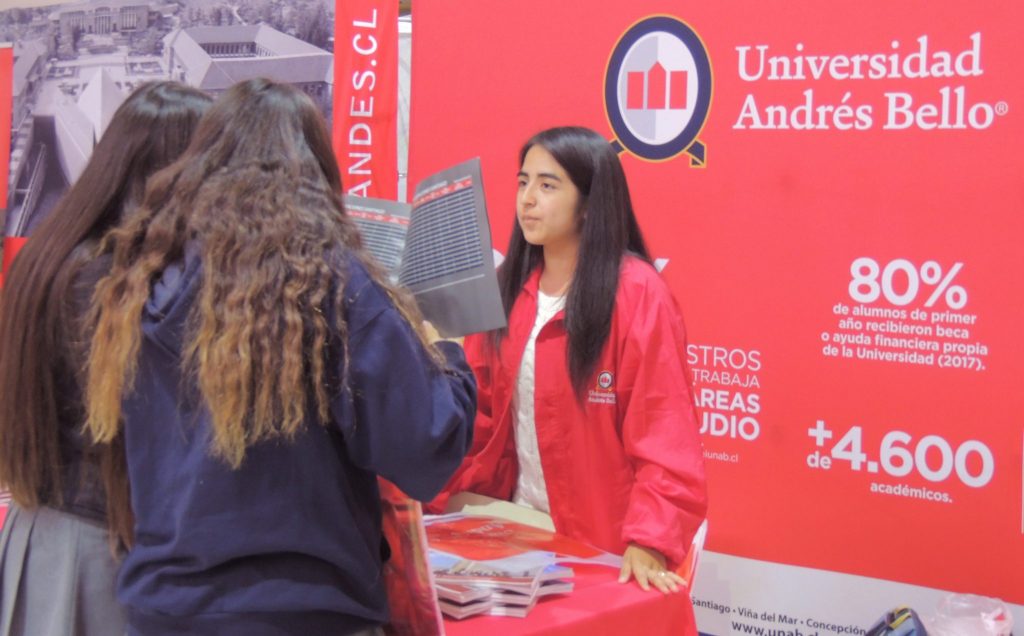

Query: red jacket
<box><xmin>435</xmin><ymin>256</ymin><xmax>708</xmax><ymax>565</ymax></box>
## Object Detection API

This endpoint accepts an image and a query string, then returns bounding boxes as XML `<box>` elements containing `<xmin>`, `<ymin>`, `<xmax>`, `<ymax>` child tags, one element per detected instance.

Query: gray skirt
<box><xmin>0</xmin><ymin>504</ymin><xmax>126</xmax><ymax>636</ymax></box>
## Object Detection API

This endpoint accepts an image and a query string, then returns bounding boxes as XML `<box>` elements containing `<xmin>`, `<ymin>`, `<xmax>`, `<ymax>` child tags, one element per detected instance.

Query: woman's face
<box><xmin>516</xmin><ymin>145</ymin><xmax>582</xmax><ymax>251</ymax></box>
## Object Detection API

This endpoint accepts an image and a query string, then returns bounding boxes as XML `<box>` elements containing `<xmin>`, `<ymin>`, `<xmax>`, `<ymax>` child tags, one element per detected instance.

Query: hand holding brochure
<box><xmin>344</xmin><ymin>158</ymin><xmax>506</xmax><ymax>338</ymax></box>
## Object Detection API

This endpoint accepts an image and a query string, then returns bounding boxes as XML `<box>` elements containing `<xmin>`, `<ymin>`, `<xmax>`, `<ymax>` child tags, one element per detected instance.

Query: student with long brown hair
<box><xmin>84</xmin><ymin>78</ymin><xmax>476</xmax><ymax>635</ymax></box>
<box><xmin>0</xmin><ymin>81</ymin><xmax>212</xmax><ymax>635</ymax></box>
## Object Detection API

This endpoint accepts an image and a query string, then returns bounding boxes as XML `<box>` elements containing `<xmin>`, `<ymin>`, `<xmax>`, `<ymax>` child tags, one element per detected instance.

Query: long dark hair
<box><xmin>497</xmin><ymin>126</ymin><xmax>651</xmax><ymax>398</ymax></box>
<box><xmin>86</xmin><ymin>78</ymin><xmax>435</xmax><ymax>471</ymax></box>
<box><xmin>0</xmin><ymin>82</ymin><xmax>212</xmax><ymax>542</ymax></box>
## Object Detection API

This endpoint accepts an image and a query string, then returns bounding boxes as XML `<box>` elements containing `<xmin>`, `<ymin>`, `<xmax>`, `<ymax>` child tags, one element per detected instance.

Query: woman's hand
<box><xmin>618</xmin><ymin>543</ymin><xmax>685</xmax><ymax>593</ymax></box>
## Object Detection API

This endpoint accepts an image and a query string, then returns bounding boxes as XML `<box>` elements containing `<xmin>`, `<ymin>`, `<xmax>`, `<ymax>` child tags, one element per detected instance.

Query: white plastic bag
<box><xmin>927</xmin><ymin>594</ymin><xmax>1013</xmax><ymax>636</ymax></box>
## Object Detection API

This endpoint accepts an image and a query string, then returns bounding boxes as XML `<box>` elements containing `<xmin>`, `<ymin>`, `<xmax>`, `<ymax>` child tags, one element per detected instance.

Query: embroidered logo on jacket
<box><xmin>588</xmin><ymin>371</ymin><xmax>617</xmax><ymax>405</ymax></box>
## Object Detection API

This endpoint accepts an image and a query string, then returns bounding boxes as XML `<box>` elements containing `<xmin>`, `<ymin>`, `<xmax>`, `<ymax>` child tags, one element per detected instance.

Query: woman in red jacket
<box><xmin>437</xmin><ymin>126</ymin><xmax>708</xmax><ymax>594</ymax></box>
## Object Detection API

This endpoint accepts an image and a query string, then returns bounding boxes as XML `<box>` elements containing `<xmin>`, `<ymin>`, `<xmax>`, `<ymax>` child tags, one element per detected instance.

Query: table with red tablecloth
<box><xmin>442</xmin><ymin>563</ymin><xmax>698</xmax><ymax>636</ymax></box>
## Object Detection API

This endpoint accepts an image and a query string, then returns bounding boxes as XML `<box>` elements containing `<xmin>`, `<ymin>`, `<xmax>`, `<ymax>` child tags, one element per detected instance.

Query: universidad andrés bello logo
<box><xmin>605</xmin><ymin>15</ymin><xmax>713</xmax><ymax>167</ymax></box>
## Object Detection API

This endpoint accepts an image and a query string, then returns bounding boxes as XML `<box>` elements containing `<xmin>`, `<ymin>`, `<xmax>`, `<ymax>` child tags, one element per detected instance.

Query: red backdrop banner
<box><xmin>333</xmin><ymin>0</ymin><xmax>399</xmax><ymax>199</ymax></box>
<box><xmin>0</xmin><ymin>46</ymin><xmax>10</xmax><ymax>208</ymax></box>
<box><xmin>0</xmin><ymin>46</ymin><xmax>12</xmax><ymax>288</ymax></box>
<box><xmin>408</xmin><ymin>0</ymin><xmax>1024</xmax><ymax>611</ymax></box>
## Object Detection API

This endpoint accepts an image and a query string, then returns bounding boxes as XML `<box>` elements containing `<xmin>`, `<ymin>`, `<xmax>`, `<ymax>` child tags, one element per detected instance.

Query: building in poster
<box><xmin>7</xmin><ymin>39</ymin><xmax>49</xmax><ymax>225</ymax></box>
<box><xmin>1</xmin><ymin>0</ymin><xmax>334</xmax><ymax>237</ymax></box>
<box><xmin>11</xmin><ymin>39</ymin><xmax>47</xmax><ymax>132</ymax></box>
<box><xmin>54</xmin><ymin>67</ymin><xmax>125</xmax><ymax>180</ymax></box>
<box><xmin>163</xmin><ymin>25</ymin><xmax>332</xmax><ymax>111</ymax></box>
<box><xmin>51</xmin><ymin>0</ymin><xmax>155</xmax><ymax>35</ymax></box>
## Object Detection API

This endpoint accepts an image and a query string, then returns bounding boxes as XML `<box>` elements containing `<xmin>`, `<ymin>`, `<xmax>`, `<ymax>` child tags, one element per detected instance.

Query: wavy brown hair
<box><xmin>0</xmin><ymin>82</ymin><xmax>212</xmax><ymax>547</ymax></box>
<box><xmin>86</xmin><ymin>78</ymin><xmax>436</xmax><ymax>469</ymax></box>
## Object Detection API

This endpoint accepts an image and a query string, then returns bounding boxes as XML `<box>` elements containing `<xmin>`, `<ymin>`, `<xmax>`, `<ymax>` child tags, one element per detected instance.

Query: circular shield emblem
<box><xmin>605</xmin><ymin>16</ymin><xmax>713</xmax><ymax>164</ymax></box>
<box><xmin>597</xmin><ymin>371</ymin><xmax>614</xmax><ymax>390</ymax></box>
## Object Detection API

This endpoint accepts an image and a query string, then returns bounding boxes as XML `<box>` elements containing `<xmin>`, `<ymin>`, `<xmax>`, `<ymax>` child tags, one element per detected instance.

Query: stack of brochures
<box><xmin>423</xmin><ymin>513</ymin><xmax>626</xmax><ymax>619</ymax></box>
<box><xmin>429</xmin><ymin>551</ymin><xmax>574</xmax><ymax>619</ymax></box>
<box><xmin>432</xmin><ymin>581</ymin><xmax>494</xmax><ymax>620</ymax></box>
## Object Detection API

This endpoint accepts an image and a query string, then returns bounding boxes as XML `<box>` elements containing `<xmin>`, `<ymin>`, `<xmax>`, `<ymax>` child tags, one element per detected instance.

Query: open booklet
<box><xmin>344</xmin><ymin>158</ymin><xmax>506</xmax><ymax>338</ymax></box>
<box><xmin>423</xmin><ymin>513</ymin><xmax>623</xmax><ymax>567</ymax></box>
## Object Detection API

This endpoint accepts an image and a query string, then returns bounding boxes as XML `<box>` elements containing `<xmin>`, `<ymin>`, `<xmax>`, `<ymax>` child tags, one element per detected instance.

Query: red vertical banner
<box><xmin>0</xmin><ymin>45</ymin><xmax>10</xmax><ymax>207</ymax></box>
<box><xmin>1</xmin><ymin>237</ymin><xmax>26</xmax><ymax>290</ymax></box>
<box><xmin>0</xmin><ymin>45</ymin><xmax>13</xmax><ymax>289</ymax></box>
<box><xmin>333</xmin><ymin>0</ymin><xmax>398</xmax><ymax>200</ymax></box>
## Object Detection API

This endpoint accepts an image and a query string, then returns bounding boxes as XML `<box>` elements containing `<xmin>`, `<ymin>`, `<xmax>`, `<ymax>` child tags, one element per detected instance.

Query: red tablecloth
<box><xmin>442</xmin><ymin>564</ymin><xmax>697</xmax><ymax>636</ymax></box>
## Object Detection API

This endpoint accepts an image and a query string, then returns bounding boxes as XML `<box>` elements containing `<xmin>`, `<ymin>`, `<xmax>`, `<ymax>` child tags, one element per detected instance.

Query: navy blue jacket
<box><xmin>116</xmin><ymin>248</ymin><xmax>476</xmax><ymax>635</ymax></box>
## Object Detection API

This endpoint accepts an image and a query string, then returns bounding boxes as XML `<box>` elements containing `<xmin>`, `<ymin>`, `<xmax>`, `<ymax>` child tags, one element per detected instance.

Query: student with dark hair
<box><xmin>84</xmin><ymin>78</ymin><xmax>476</xmax><ymax>635</ymax></box>
<box><xmin>0</xmin><ymin>81</ymin><xmax>212</xmax><ymax>635</ymax></box>
<box><xmin>434</xmin><ymin>126</ymin><xmax>708</xmax><ymax>595</ymax></box>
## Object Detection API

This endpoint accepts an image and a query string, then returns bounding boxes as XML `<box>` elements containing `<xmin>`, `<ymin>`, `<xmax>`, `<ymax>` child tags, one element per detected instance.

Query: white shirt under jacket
<box><xmin>512</xmin><ymin>290</ymin><xmax>565</xmax><ymax>513</ymax></box>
